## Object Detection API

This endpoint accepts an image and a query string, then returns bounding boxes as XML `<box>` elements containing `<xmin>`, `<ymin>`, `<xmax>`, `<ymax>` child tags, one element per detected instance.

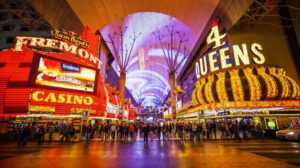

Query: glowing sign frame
<box><xmin>28</xmin><ymin>53</ymin><xmax>99</xmax><ymax>94</ymax></box>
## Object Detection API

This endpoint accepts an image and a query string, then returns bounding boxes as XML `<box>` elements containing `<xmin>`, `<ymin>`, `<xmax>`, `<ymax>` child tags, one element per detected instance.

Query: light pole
<box><xmin>153</xmin><ymin>19</ymin><xmax>189</xmax><ymax>121</ymax></box>
<box><xmin>105</xmin><ymin>21</ymin><xmax>141</xmax><ymax>120</ymax></box>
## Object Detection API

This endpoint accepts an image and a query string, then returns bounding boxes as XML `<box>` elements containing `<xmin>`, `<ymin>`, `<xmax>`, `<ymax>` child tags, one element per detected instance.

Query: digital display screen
<box><xmin>35</xmin><ymin>57</ymin><xmax>96</xmax><ymax>92</ymax></box>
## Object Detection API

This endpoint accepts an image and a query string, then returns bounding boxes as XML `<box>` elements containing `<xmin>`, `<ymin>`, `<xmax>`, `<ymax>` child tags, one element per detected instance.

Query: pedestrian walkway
<box><xmin>217</xmin><ymin>140</ymin><xmax>300</xmax><ymax>167</ymax></box>
<box><xmin>0</xmin><ymin>140</ymin><xmax>297</xmax><ymax>168</ymax></box>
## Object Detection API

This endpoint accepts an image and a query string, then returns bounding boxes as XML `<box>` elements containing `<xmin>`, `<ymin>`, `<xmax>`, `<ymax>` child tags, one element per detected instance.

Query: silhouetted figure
<box><xmin>143</xmin><ymin>124</ymin><xmax>150</xmax><ymax>143</ymax></box>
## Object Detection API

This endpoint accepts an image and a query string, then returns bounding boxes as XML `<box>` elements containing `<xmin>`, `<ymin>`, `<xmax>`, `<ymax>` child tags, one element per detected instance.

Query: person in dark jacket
<box><xmin>85</xmin><ymin>123</ymin><xmax>92</xmax><ymax>143</ymax></box>
<box><xmin>232</xmin><ymin>121</ymin><xmax>241</xmax><ymax>142</ymax></box>
<box><xmin>196</xmin><ymin>123</ymin><xmax>204</xmax><ymax>143</ymax></box>
<box><xmin>157</xmin><ymin>124</ymin><xmax>161</xmax><ymax>140</ymax></box>
<box><xmin>37</xmin><ymin>126</ymin><xmax>45</xmax><ymax>144</ymax></box>
<box><xmin>143</xmin><ymin>124</ymin><xmax>150</xmax><ymax>143</ymax></box>
<box><xmin>18</xmin><ymin>124</ymin><xmax>31</xmax><ymax>146</ymax></box>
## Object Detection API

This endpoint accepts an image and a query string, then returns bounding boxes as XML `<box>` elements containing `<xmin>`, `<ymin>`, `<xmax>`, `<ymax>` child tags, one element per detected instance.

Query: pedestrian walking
<box><xmin>86</xmin><ymin>123</ymin><xmax>92</xmax><ymax>143</ymax></box>
<box><xmin>143</xmin><ymin>124</ymin><xmax>150</xmax><ymax>143</ymax></box>
<box><xmin>232</xmin><ymin>121</ymin><xmax>241</xmax><ymax>142</ymax></box>
<box><xmin>256</xmin><ymin>123</ymin><xmax>265</xmax><ymax>141</ymax></box>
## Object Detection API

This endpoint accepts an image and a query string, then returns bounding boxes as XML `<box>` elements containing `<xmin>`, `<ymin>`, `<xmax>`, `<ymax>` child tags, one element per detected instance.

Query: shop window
<box><xmin>6</xmin><ymin>36</ymin><xmax>14</xmax><ymax>44</ymax></box>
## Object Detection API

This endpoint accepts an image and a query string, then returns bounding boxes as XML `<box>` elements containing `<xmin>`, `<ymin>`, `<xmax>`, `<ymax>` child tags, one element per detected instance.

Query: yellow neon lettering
<box><xmin>44</xmin><ymin>93</ymin><xmax>57</xmax><ymax>103</ymax></box>
<box><xmin>233</xmin><ymin>44</ymin><xmax>250</xmax><ymax>66</ymax></box>
<box><xmin>219</xmin><ymin>47</ymin><xmax>231</xmax><ymax>69</ymax></box>
<box><xmin>251</xmin><ymin>43</ymin><xmax>265</xmax><ymax>64</ymax></box>
<box><xmin>45</xmin><ymin>39</ymin><xmax>59</xmax><ymax>49</ymax></box>
<box><xmin>66</xmin><ymin>94</ymin><xmax>73</xmax><ymax>104</ymax></box>
<box><xmin>58</xmin><ymin>41</ymin><xmax>77</xmax><ymax>54</ymax></box>
<box><xmin>73</xmin><ymin>95</ymin><xmax>83</xmax><ymax>104</ymax></box>
<box><xmin>13</xmin><ymin>36</ymin><xmax>30</xmax><ymax>51</ymax></box>
<box><xmin>32</xmin><ymin>91</ymin><xmax>44</xmax><ymax>101</ymax></box>
<box><xmin>58</xmin><ymin>94</ymin><xmax>65</xmax><ymax>103</ymax></box>
<box><xmin>83</xmin><ymin>97</ymin><xmax>93</xmax><ymax>105</ymax></box>
<box><xmin>208</xmin><ymin>51</ymin><xmax>219</xmax><ymax>72</ymax></box>
<box><xmin>78</xmin><ymin>48</ymin><xmax>89</xmax><ymax>59</ymax></box>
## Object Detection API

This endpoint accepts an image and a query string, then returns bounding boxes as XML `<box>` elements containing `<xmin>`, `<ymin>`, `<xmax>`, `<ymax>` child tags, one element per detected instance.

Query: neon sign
<box><xmin>51</xmin><ymin>29</ymin><xmax>89</xmax><ymax>48</ymax></box>
<box><xmin>28</xmin><ymin>105</ymin><xmax>55</xmax><ymax>113</ymax></box>
<box><xmin>13</xmin><ymin>36</ymin><xmax>101</xmax><ymax>69</ymax></box>
<box><xmin>32</xmin><ymin>91</ymin><xmax>93</xmax><ymax>105</ymax></box>
<box><xmin>61</xmin><ymin>63</ymin><xmax>81</xmax><ymax>72</ymax></box>
<box><xmin>195</xmin><ymin>21</ymin><xmax>265</xmax><ymax>79</ymax></box>
<box><xmin>35</xmin><ymin>57</ymin><xmax>96</xmax><ymax>92</ymax></box>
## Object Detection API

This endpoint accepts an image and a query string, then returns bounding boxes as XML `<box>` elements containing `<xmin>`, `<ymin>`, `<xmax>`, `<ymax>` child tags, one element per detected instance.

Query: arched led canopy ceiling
<box><xmin>28</xmin><ymin>0</ymin><xmax>253</xmax><ymax>107</ymax></box>
<box><xmin>101</xmin><ymin>12</ymin><xmax>197</xmax><ymax>107</ymax></box>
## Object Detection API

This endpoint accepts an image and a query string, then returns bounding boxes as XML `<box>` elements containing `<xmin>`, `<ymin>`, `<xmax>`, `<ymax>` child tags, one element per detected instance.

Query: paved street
<box><xmin>217</xmin><ymin>140</ymin><xmax>300</xmax><ymax>167</ymax></box>
<box><xmin>0</xmin><ymin>139</ymin><xmax>299</xmax><ymax>168</ymax></box>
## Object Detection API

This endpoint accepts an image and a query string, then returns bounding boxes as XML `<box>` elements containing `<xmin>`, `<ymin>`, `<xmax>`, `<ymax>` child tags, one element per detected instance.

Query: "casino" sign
<box><xmin>32</xmin><ymin>91</ymin><xmax>93</xmax><ymax>105</ymax></box>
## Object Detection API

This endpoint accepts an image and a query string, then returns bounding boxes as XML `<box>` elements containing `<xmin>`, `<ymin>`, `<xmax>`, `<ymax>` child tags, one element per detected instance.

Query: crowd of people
<box><xmin>82</xmin><ymin>120</ymin><xmax>266</xmax><ymax>143</ymax></box>
<box><xmin>15</xmin><ymin>122</ymin><xmax>77</xmax><ymax>146</ymax></box>
<box><xmin>13</xmin><ymin>119</ymin><xmax>266</xmax><ymax>145</ymax></box>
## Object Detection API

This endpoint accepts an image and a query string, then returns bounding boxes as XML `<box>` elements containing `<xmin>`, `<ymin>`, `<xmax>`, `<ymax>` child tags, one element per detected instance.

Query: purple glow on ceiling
<box><xmin>101</xmin><ymin>12</ymin><xmax>197</xmax><ymax>106</ymax></box>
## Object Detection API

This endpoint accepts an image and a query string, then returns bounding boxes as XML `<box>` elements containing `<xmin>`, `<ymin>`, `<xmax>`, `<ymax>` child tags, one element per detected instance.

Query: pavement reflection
<box><xmin>0</xmin><ymin>140</ymin><xmax>297</xmax><ymax>168</ymax></box>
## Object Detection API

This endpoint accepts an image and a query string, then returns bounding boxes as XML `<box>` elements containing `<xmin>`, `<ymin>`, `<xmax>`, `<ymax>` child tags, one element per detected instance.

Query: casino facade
<box><xmin>176</xmin><ymin>16</ymin><xmax>300</xmax><ymax>130</ymax></box>
<box><xmin>0</xmin><ymin>27</ymin><xmax>134</xmax><ymax>131</ymax></box>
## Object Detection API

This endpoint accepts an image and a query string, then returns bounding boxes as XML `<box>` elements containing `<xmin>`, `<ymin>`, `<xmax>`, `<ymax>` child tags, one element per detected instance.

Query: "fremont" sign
<box><xmin>13</xmin><ymin>36</ymin><xmax>101</xmax><ymax>69</ymax></box>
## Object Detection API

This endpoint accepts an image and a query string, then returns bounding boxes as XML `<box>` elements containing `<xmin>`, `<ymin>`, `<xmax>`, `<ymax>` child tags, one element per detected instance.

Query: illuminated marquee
<box><xmin>35</xmin><ymin>57</ymin><xmax>96</xmax><ymax>92</ymax></box>
<box><xmin>32</xmin><ymin>91</ymin><xmax>93</xmax><ymax>105</ymax></box>
<box><xmin>28</xmin><ymin>105</ymin><xmax>55</xmax><ymax>113</ymax></box>
<box><xmin>195</xmin><ymin>21</ymin><xmax>265</xmax><ymax>78</ymax></box>
<box><xmin>71</xmin><ymin>107</ymin><xmax>96</xmax><ymax>114</ymax></box>
<box><xmin>13</xmin><ymin>36</ymin><xmax>101</xmax><ymax>69</ymax></box>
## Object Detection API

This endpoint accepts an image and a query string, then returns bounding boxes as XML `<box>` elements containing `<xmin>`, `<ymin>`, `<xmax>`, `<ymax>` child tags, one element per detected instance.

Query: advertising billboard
<box><xmin>34</xmin><ymin>56</ymin><xmax>96</xmax><ymax>92</ymax></box>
